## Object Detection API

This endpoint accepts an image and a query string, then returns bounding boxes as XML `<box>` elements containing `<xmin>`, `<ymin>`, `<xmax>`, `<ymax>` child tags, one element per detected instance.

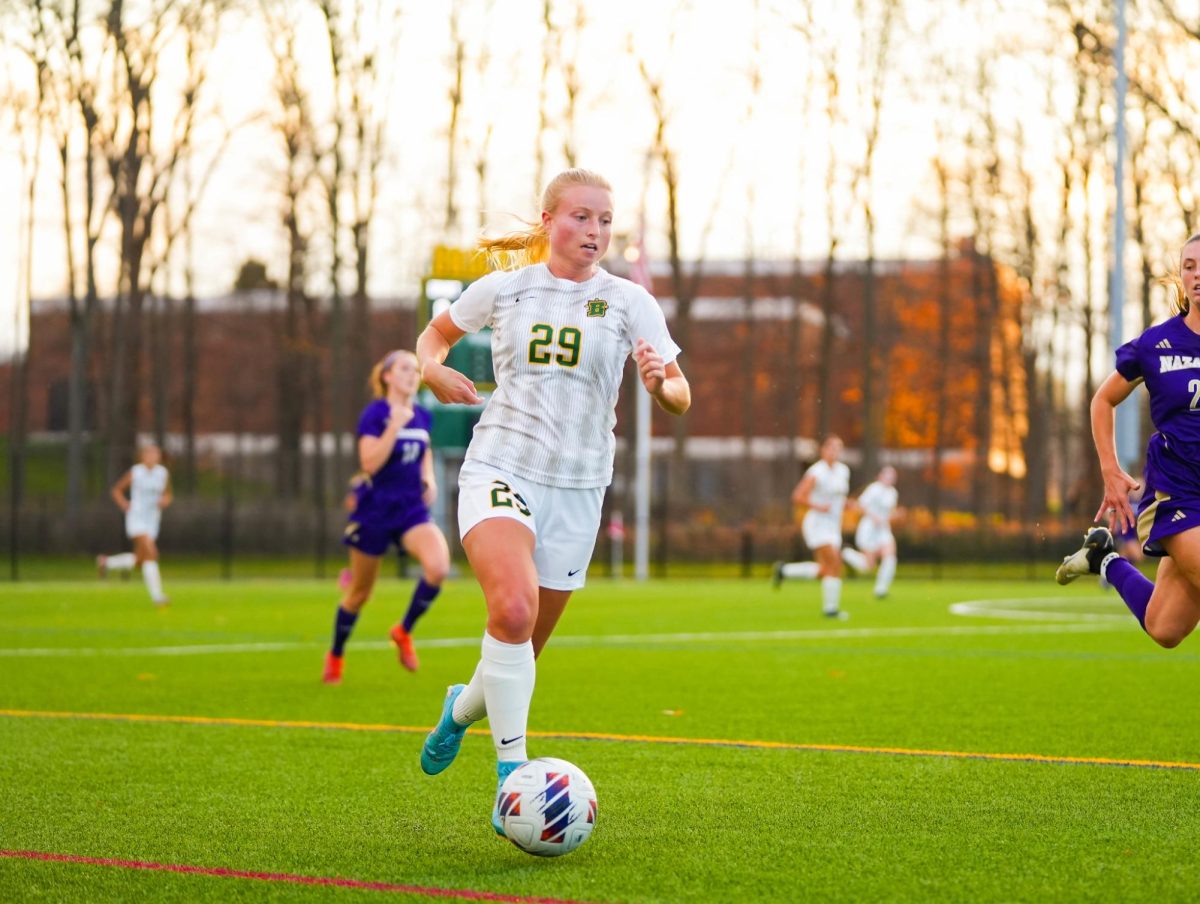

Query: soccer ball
<box><xmin>496</xmin><ymin>757</ymin><xmax>597</xmax><ymax>857</ymax></box>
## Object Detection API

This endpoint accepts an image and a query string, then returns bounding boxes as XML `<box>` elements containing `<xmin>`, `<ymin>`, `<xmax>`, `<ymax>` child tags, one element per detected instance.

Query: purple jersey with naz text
<box><xmin>353</xmin><ymin>401</ymin><xmax>432</xmax><ymax>519</ymax></box>
<box><xmin>1115</xmin><ymin>314</ymin><xmax>1200</xmax><ymax>553</ymax></box>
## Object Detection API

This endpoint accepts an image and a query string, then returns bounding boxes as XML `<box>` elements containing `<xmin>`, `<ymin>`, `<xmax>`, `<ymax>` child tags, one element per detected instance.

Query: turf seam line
<box><xmin>2</xmin><ymin>708</ymin><xmax>1196</xmax><ymax>772</ymax></box>
<box><xmin>0</xmin><ymin>849</ymin><xmax>597</xmax><ymax>903</ymax></box>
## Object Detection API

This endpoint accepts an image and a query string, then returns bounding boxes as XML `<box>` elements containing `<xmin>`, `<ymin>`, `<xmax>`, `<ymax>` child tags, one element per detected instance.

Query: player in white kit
<box><xmin>96</xmin><ymin>444</ymin><xmax>172</xmax><ymax>606</ymax></box>
<box><xmin>841</xmin><ymin>466</ymin><xmax>900</xmax><ymax>598</ymax></box>
<box><xmin>415</xmin><ymin>168</ymin><xmax>691</xmax><ymax>837</ymax></box>
<box><xmin>772</xmin><ymin>436</ymin><xmax>852</xmax><ymax>619</ymax></box>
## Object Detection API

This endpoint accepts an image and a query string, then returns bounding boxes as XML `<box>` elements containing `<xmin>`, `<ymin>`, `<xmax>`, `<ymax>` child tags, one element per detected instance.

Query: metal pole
<box><xmin>1112</xmin><ymin>0</ymin><xmax>1138</xmax><ymax>468</ymax></box>
<box><xmin>634</xmin><ymin>384</ymin><xmax>651</xmax><ymax>581</ymax></box>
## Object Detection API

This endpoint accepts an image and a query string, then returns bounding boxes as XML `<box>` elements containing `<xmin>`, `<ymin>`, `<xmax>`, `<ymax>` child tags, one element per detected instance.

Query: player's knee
<box><xmin>487</xmin><ymin>590</ymin><xmax>537</xmax><ymax>639</ymax></box>
<box><xmin>424</xmin><ymin>559</ymin><xmax>450</xmax><ymax>586</ymax></box>
<box><xmin>1147</xmin><ymin>624</ymin><xmax>1186</xmax><ymax>649</ymax></box>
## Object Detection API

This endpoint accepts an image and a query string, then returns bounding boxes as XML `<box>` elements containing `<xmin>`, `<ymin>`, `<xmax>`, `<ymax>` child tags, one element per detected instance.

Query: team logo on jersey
<box><xmin>1156</xmin><ymin>338</ymin><xmax>1173</xmax><ymax>349</ymax></box>
<box><xmin>1158</xmin><ymin>353</ymin><xmax>1200</xmax><ymax>373</ymax></box>
<box><xmin>585</xmin><ymin>298</ymin><xmax>609</xmax><ymax>317</ymax></box>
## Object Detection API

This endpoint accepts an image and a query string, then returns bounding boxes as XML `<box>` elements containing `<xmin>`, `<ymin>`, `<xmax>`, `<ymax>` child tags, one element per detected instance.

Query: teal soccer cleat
<box><xmin>491</xmin><ymin>759</ymin><xmax>524</xmax><ymax>837</ymax></box>
<box><xmin>420</xmin><ymin>684</ymin><xmax>468</xmax><ymax>776</ymax></box>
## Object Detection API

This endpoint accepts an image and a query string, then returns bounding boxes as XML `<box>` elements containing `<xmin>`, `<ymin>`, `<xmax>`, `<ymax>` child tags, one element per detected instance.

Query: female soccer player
<box><xmin>841</xmin><ymin>465</ymin><xmax>900</xmax><ymax>599</ymax></box>
<box><xmin>322</xmin><ymin>350</ymin><xmax>450</xmax><ymax>683</ymax></box>
<box><xmin>1057</xmin><ymin>233</ymin><xmax>1200</xmax><ymax>648</ymax></box>
<box><xmin>415</xmin><ymin>167</ymin><xmax>690</xmax><ymax>835</ymax></box>
<box><xmin>771</xmin><ymin>435</ymin><xmax>852</xmax><ymax>619</ymax></box>
<box><xmin>96</xmin><ymin>443</ymin><xmax>172</xmax><ymax>606</ymax></box>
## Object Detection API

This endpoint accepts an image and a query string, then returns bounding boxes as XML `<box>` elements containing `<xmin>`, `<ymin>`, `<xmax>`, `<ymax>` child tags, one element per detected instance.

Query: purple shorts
<box><xmin>1137</xmin><ymin>436</ymin><xmax>1200</xmax><ymax>557</ymax></box>
<box><xmin>343</xmin><ymin>502</ymin><xmax>431</xmax><ymax>557</ymax></box>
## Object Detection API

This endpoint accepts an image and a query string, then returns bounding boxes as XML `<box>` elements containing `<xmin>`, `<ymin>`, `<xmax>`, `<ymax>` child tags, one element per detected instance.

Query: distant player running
<box><xmin>841</xmin><ymin>465</ymin><xmax>900</xmax><ymax>599</ymax></box>
<box><xmin>96</xmin><ymin>443</ymin><xmax>172</xmax><ymax>606</ymax></box>
<box><xmin>322</xmin><ymin>350</ymin><xmax>450</xmax><ymax>683</ymax></box>
<box><xmin>771</xmin><ymin>435</ymin><xmax>851</xmax><ymax>619</ymax></box>
<box><xmin>415</xmin><ymin>168</ymin><xmax>690</xmax><ymax>836</ymax></box>
<box><xmin>1057</xmin><ymin>233</ymin><xmax>1200</xmax><ymax>648</ymax></box>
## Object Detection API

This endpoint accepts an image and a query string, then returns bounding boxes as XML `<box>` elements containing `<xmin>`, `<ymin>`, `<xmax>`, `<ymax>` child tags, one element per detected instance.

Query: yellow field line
<box><xmin>2</xmin><ymin>707</ymin><xmax>1197</xmax><ymax>772</ymax></box>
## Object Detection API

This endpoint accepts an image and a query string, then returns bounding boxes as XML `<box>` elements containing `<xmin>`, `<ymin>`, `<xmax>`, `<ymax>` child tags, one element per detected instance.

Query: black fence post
<box><xmin>740</xmin><ymin>528</ymin><xmax>753</xmax><ymax>578</ymax></box>
<box><xmin>220</xmin><ymin>483</ymin><xmax>234</xmax><ymax>581</ymax></box>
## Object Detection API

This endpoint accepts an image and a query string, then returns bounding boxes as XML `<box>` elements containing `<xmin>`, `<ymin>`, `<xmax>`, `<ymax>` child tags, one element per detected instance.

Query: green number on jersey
<box><xmin>529</xmin><ymin>324</ymin><xmax>554</xmax><ymax>365</ymax></box>
<box><xmin>528</xmin><ymin>324</ymin><xmax>582</xmax><ymax>368</ymax></box>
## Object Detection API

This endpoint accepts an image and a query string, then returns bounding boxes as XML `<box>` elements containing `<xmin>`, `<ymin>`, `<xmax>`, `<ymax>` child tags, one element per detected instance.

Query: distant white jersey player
<box><xmin>842</xmin><ymin>466</ymin><xmax>900</xmax><ymax>599</ymax></box>
<box><xmin>772</xmin><ymin>436</ymin><xmax>852</xmax><ymax>619</ymax></box>
<box><xmin>96</xmin><ymin>444</ymin><xmax>172</xmax><ymax>606</ymax></box>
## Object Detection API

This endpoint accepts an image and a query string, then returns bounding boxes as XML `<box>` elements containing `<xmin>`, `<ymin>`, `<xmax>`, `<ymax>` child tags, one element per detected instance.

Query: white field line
<box><xmin>0</xmin><ymin>620</ymin><xmax>1126</xmax><ymax>658</ymax></box>
<box><xmin>949</xmin><ymin>596</ymin><xmax>1130</xmax><ymax>623</ymax></box>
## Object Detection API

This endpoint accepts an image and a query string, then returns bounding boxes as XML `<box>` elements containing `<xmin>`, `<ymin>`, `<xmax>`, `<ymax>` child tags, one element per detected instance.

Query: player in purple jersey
<box><xmin>1057</xmin><ymin>233</ymin><xmax>1200</xmax><ymax>647</ymax></box>
<box><xmin>322</xmin><ymin>350</ymin><xmax>451</xmax><ymax>683</ymax></box>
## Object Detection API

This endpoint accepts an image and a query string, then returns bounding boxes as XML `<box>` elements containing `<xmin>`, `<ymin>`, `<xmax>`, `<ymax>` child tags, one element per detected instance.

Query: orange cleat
<box><xmin>322</xmin><ymin>652</ymin><xmax>344</xmax><ymax>685</ymax></box>
<box><xmin>390</xmin><ymin>624</ymin><xmax>419</xmax><ymax>672</ymax></box>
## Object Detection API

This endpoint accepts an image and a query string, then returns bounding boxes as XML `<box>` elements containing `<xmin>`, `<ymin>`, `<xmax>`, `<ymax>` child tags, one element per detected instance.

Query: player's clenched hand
<box><xmin>388</xmin><ymin>401</ymin><xmax>414</xmax><ymax>427</ymax></box>
<box><xmin>422</xmin><ymin>360</ymin><xmax>483</xmax><ymax>405</ymax></box>
<box><xmin>634</xmin><ymin>339</ymin><xmax>665</xmax><ymax>395</ymax></box>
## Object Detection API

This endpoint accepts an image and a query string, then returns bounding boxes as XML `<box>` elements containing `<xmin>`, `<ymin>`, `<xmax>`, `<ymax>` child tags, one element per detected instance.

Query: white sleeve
<box><xmin>625</xmin><ymin>285</ymin><xmax>681</xmax><ymax>365</ymax></box>
<box><xmin>448</xmin><ymin>271</ymin><xmax>505</xmax><ymax>333</ymax></box>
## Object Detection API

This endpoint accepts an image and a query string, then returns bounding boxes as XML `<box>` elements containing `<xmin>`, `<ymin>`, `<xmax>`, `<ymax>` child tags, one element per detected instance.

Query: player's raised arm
<box><xmin>416</xmin><ymin>311</ymin><xmax>482</xmax><ymax>405</ymax></box>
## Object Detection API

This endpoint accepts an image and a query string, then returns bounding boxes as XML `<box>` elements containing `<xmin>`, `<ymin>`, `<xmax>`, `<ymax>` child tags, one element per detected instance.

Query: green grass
<box><xmin>1</xmin><ymin>574</ymin><xmax>1198</xmax><ymax>902</ymax></box>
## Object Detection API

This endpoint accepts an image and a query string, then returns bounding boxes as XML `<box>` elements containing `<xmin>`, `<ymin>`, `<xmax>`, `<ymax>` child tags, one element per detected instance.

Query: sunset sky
<box><xmin>0</xmin><ymin>0</ymin><xmax>1110</xmax><ymax>358</ymax></box>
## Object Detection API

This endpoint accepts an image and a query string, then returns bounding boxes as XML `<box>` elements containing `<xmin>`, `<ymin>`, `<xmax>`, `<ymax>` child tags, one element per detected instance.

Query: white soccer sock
<box><xmin>106</xmin><ymin>553</ymin><xmax>136</xmax><ymax>571</ymax></box>
<box><xmin>480</xmin><ymin>632</ymin><xmax>535</xmax><ymax>763</ymax></box>
<box><xmin>875</xmin><ymin>555</ymin><xmax>896</xmax><ymax>595</ymax></box>
<box><xmin>821</xmin><ymin>576</ymin><xmax>843</xmax><ymax>614</ymax></box>
<box><xmin>1100</xmin><ymin>552</ymin><xmax>1120</xmax><ymax>581</ymax></box>
<box><xmin>141</xmin><ymin>560</ymin><xmax>166</xmax><ymax>603</ymax></box>
<box><xmin>452</xmin><ymin>659</ymin><xmax>488</xmax><ymax>725</ymax></box>
<box><xmin>782</xmin><ymin>561</ymin><xmax>821</xmax><ymax>580</ymax></box>
<box><xmin>841</xmin><ymin>548</ymin><xmax>870</xmax><ymax>573</ymax></box>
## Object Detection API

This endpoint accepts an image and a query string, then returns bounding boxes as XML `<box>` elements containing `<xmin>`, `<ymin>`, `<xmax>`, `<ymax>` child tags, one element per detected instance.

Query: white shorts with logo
<box><xmin>457</xmin><ymin>459</ymin><xmax>604</xmax><ymax>591</ymax></box>
<box><xmin>855</xmin><ymin>519</ymin><xmax>894</xmax><ymax>554</ymax></box>
<box><xmin>802</xmin><ymin>511</ymin><xmax>842</xmax><ymax>551</ymax></box>
<box><xmin>126</xmin><ymin>510</ymin><xmax>162</xmax><ymax>541</ymax></box>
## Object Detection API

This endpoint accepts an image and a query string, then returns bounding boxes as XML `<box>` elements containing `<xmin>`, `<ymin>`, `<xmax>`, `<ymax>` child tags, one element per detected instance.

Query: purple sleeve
<box><xmin>357</xmin><ymin>402</ymin><xmax>387</xmax><ymax>438</ymax></box>
<box><xmin>1114</xmin><ymin>335</ymin><xmax>1143</xmax><ymax>383</ymax></box>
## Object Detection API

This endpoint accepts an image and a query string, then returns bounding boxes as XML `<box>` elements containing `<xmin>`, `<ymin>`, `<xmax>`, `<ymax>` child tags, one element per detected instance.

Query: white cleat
<box><xmin>1055</xmin><ymin>527</ymin><xmax>1114</xmax><ymax>586</ymax></box>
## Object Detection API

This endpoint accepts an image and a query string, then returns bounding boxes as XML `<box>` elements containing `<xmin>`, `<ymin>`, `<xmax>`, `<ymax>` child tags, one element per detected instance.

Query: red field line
<box><xmin>0</xmin><ymin>849</ymin><xmax>594</xmax><ymax>902</ymax></box>
<box><xmin>3</xmin><ymin>707</ymin><xmax>1199</xmax><ymax>771</ymax></box>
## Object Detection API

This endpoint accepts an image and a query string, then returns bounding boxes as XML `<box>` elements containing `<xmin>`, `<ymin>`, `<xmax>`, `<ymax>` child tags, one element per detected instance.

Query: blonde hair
<box><xmin>478</xmin><ymin>168</ymin><xmax>613</xmax><ymax>270</ymax></box>
<box><xmin>1160</xmin><ymin>233</ymin><xmax>1200</xmax><ymax>316</ymax></box>
<box><xmin>369</xmin><ymin>350</ymin><xmax>416</xmax><ymax>399</ymax></box>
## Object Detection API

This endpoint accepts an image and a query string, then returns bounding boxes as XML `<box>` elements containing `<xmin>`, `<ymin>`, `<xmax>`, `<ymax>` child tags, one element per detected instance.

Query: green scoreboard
<box><xmin>419</xmin><ymin>245</ymin><xmax>495</xmax><ymax>451</ymax></box>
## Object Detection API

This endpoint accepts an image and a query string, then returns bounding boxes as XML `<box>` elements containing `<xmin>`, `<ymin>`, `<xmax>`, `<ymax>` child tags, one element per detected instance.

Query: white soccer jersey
<box><xmin>128</xmin><ymin>463</ymin><xmax>169</xmax><ymax>520</ymax></box>
<box><xmin>803</xmin><ymin>460</ymin><xmax>851</xmax><ymax>521</ymax></box>
<box><xmin>449</xmin><ymin>264</ymin><xmax>681</xmax><ymax>489</ymax></box>
<box><xmin>857</xmin><ymin>481</ymin><xmax>898</xmax><ymax>525</ymax></box>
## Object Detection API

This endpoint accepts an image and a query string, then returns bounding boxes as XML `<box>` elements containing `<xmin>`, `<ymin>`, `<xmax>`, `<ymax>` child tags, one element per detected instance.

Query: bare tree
<box><xmin>263</xmin><ymin>0</ymin><xmax>320</xmax><ymax>499</ymax></box>
<box><xmin>850</xmin><ymin>0</ymin><xmax>899</xmax><ymax>477</ymax></box>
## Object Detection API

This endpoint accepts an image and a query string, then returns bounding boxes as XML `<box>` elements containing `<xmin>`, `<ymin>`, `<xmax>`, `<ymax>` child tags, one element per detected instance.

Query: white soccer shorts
<box><xmin>457</xmin><ymin>459</ymin><xmax>603</xmax><ymax>591</ymax></box>
<box><xmin>855</xmin><ymin>519</ymin><xmax>894</xmax><ymax>554</ymax></box>
<box><xmin>802</xmin><ymin>511</ymin><xmax>842</xmax><ymax>551</ymax></box>
<box><xmin>125</xmin><ymin>511</ymin><xmax>161</xmax><ymax>541</ymax></box>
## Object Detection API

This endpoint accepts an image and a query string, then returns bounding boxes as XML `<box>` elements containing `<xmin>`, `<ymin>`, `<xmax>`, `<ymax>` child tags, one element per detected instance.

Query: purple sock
<box><xmin>1104</xmin><ymin>556</ymin><xmax>1153</xmax><ymax>630</ymax></box>
<box><xmin>402</xmin><ymin>578</ymin><xmax>441</xmax><ymax>633</ymax></box>
<box><xmin>331</xmin><ymin>606</ymin><xmax>358</xmax><ymax>656</ymax></box>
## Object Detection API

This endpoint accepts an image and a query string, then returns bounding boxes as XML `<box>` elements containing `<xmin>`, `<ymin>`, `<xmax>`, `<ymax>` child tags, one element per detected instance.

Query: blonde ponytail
<box><xmin>479</xmin><ymin>168</ymin><xmax>613</xmax><ymax>270</ymax></box>
<box><xmin>1161</xmin><ymin>233</ymin><xmax>1200</xmax><ymax>316</ymax></box>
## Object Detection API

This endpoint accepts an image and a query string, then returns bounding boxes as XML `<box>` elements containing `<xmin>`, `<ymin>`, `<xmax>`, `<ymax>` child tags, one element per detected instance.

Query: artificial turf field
<box><xmin>1</xmin><ymin>572</ymin><xmax>1198</xmax><ymax>902</ymax></box>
